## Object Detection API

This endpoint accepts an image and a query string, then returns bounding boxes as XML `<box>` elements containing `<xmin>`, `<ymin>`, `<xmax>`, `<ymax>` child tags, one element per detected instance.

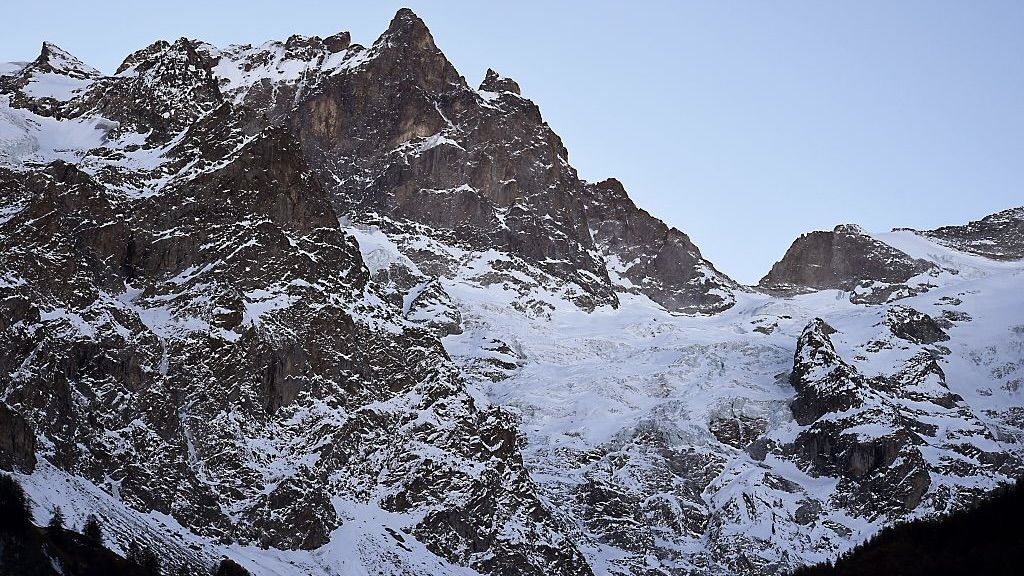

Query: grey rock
<box><xmin>884</xmin><ymin>305</ymin><xmax>949</xmax><ymax>344</ymax></box>
<box><xmin>760</xmin><ymin>225</ymin><xmax>936</xmax><ymax>303</ymax></box>
<box><xmin>910</xmin><ymin>206</ymin><xmax>1024</xmax><ymax>261</ymax></box>
<box><xmin>583</xmin><ymin>178</ymin><xmax>737</xmax><ymax>314</ymax></box>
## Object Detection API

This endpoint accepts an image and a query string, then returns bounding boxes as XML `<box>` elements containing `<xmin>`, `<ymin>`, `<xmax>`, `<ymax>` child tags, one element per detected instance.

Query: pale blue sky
<box><xmin>4</xmin><ymin>1</ymin><xmax>1022</xmax><ymax>283</ymax></box>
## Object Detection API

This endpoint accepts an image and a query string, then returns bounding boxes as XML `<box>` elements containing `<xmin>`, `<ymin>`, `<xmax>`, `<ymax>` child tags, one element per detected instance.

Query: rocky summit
<box><xmin>1</xmin><ymin>9</ymin><xmax>1023</xmax><ymax>576</ymax></box>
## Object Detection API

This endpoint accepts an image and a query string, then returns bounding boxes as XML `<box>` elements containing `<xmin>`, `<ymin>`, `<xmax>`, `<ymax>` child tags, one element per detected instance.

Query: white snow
<box><xmin>0</xmin><ymin>95</ymin><xmax>113</xmax><ymax>166</ymax></box>
<box><xmin>430</xmin><ymin>227</ymin><xmax>1024</xmax><ymax>572</ymax></box>
<box><xmin>0</xmin><ymin>61</ymin><xmax>29</xmax><ymax>76</ymax></box>
<box><xmin>22</xmin><ymin>72</ymin><xmax>93</xmax><ymax>100</ymax></box>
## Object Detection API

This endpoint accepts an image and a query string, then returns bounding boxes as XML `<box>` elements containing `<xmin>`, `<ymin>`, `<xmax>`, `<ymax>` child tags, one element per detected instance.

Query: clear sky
<box><xmin>4</xmin><ymin>1</ymin><xmax>1022</xmax><ymax>283</ymax></box>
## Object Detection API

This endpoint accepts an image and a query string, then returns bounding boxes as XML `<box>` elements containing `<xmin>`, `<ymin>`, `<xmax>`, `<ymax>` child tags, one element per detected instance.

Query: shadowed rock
<box><xmin>0</xmin><ymin>403</ymin><xmax>36</xmax><ymax>472</ymax></box>
<box><xmin>884</xmin><ymin>305</ymin><xmax>949</xmax><ymax>344</ymax></box>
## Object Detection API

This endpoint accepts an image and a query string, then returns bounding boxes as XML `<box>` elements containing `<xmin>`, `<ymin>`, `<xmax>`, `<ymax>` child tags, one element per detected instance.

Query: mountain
<box><xmin>1</xmin><ymin>8</ymin><xmax>1023</xmax><ymax>576</ymax></box>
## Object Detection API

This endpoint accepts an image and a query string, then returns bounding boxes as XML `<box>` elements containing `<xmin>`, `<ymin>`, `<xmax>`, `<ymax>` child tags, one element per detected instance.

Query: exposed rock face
<box><xmin>884</xmin><ymin>305</ymin><xmax>949</xmax><ymax>344</ymax></box>
<box><xmin>583</xmin><ymin>178</ymin><xmax>736</xmax><ymax>313</ymax></box>
<box><xmin>760</xmin><ymin>225</ymin><xmax>937</xmax><ymax>303</ymax></box>
<box><xmin>789</xmin><ymin>319</ymin><xmax>865</xmax><ymax>425</ymax></box>
<box><xmin>86</xmin><ymin>38</ymin><xmax>225</xmax><ymax>139</ymax></box>
<box><xmin>0</xmin><ymin>402</ymin><xmax>36</xmax><ymax>472</ymax></box>
<box><xmin>289</xmin><ymin>9</ymin><xmax>619</xmax><ymax>311</ymax></box>
<box><xmin>323</xmin><ymin>31</ymin><xmax>352</xmax><ymax>53</ymax></box>
<box><xmin>0</xmin><ymin>123</ymin><xmax>590</xmax><ymax>573</ymax></box>
<box><xmin>479</xmin><ymin>68</ymin><xmax>521</xmax><ymax>95</ymax></box>
<box><xmin>709</xmin><ymin>411</ymin><xmax>767</xmax><ymax>449</ymax></box>
<box><xmin>370</xmin><ymin>259</ymin><xmax>464</xmax><ymax>336</ymax></box>
<box><xmin>911</xmin><ymin>206</ymin><xmax>1024</xmax><ymax>261</ymax></box>
<box><xmin>784</xmin><ymin>318</ymin><xmax>1008</xmax><ymax>518</ymax></box>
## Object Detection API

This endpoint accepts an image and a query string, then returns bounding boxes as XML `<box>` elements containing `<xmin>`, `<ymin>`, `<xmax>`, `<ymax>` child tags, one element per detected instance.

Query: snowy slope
<box><xmin>436</xmin><ymin>230</ymin><xmax>1024</xmax><ymax>574</ymax></box>
<box><xmin>340</xmin><ymin>216</ymin><xmax>1023</xmax><ymax>575</ymax></box>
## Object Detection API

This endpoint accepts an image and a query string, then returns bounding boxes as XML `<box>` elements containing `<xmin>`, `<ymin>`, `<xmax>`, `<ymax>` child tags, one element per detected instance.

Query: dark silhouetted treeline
<box><xmin>1</xmin><ymin>474</ymin><xmax>250</xmax><ymax>576</ymax></box>
<box><xmin>791</xmin><ymin>478</ymin><xmax>1024</xmax><ymax>576</ymax></box>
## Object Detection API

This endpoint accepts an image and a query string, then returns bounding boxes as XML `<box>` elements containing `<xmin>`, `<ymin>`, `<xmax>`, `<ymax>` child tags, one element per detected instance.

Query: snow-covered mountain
<box><xmin>1</xmin><ymin>9</ymin><xmax>1022</xmax><ymax>576</ymax></box>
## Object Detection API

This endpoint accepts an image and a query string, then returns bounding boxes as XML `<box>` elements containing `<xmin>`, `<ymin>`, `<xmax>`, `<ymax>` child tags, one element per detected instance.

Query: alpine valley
<box><xmin>1</xmin><ymin>8</ymin><xmax>1022</xmax><ymax>576</ymax></box>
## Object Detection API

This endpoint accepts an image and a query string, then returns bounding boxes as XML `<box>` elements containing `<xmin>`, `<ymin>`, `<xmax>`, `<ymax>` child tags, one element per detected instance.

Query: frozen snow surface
<box><xmin>436</xmin><ymin>231</ymin><xmax>1024</xmax><ymax>574</ymax></box>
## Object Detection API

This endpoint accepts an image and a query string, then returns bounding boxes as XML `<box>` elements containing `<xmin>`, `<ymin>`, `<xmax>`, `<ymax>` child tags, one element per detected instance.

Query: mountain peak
<box><xmin>393</xmin><ymin>7</ymin><xmax>421</xmax><ymax>22</ymax></box>
<box><xmin>382</xmin><ymin>8</ymin><xmax>434</xmax><ymax>47</ymax></box>
<box><xmin>33</xmin><ymin>41</ymin><xmax>99</xmax><ymax>79</ymax></box>
<box><xmin>833</xmin><ymin>223</ymin><xmax>865</xmax><ymax>234</ymax></box>
<box><xmin>479</xmin><ymin>68</ymin><xmax>521</xmax><ymax>95</ymax></box>
<box><xmin>323</xmin><ymin>30</ymin><xmax>351</xmax><ymax>53</ymax></box>
<box><xmin>366</xmin><ymin>8</ymin><xmax>463</xmax><ymax>92</ymax></box>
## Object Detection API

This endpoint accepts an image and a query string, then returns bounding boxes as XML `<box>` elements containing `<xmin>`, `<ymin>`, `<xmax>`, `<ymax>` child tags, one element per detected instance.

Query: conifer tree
<box><xmin>141</xmin><ymin>544</ymin><xmax>162</xmax><ymax>576</ymax></box>
<box><xmin>127</xmin><ymin>539</ymin><xmax>144</xmax><ymax>566</ymax></box>
<box><xmin>47</xmin><ymin>506</ymin><xmax>64</xmax><ymax>531</ymax></box>
<box><xmin>83</xmin><ymin>513</ymin><xmax>102</xmax><ymax>545</ymax></box>
<box><xmin>0</xmin><ymin>474</ymin><xmax>31</xmax><ymax>534</ymax></box>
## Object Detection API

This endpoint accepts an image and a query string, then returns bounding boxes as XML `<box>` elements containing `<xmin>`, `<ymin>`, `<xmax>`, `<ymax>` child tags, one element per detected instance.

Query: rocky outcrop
<box><xmin>911</xmin><ymin>206</ymin><xmax>1024</xmax><ymax>261</ymax></box>
<box><xmin>882</xmin><ymin>351</ymin><xmax>962</xmax><ymax>409</ymax></box>
<box><xmin>760</xmin><ymin>225</ymin><xmax>936</xmax><ymax>303</ymax></box>
<box><xmin>884</xmin><ymin>305</ymin><xmax>949</xmax><ymax>344</ymax></box>
<box><xmin>583</xmin><ymin>178</ymin><xmax>737</xmax><ymax>313</ymax></box>
<box><xmin>789</xmin><ymin>319</ymin><xmax>865</xmax><ymax>425</ymax></box>
<box><xmin>479</xmin><ymin>68</ymin><xmax>521</xmax><ymax>95</ymax></box>
<box><xmin>787</xmin><ymin>320</ymin><xmax>932</xmax><ymax>514</ymax></box>
<box><xmin>785</xmin><ymin>318</ymin><xmax>1008</xmax><ymax>518</ymax></box>
<box><xmin>0</xmin><ymin>402</ymin><xmax>36</xmax><ymax>472</ymax></box>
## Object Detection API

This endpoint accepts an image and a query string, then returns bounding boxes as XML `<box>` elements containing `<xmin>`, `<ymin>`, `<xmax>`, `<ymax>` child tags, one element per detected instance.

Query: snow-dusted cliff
<box><xmin>1</xmin><ymin>9</ymin><xmax>1022</xmax><ymax>576</ymax></box>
